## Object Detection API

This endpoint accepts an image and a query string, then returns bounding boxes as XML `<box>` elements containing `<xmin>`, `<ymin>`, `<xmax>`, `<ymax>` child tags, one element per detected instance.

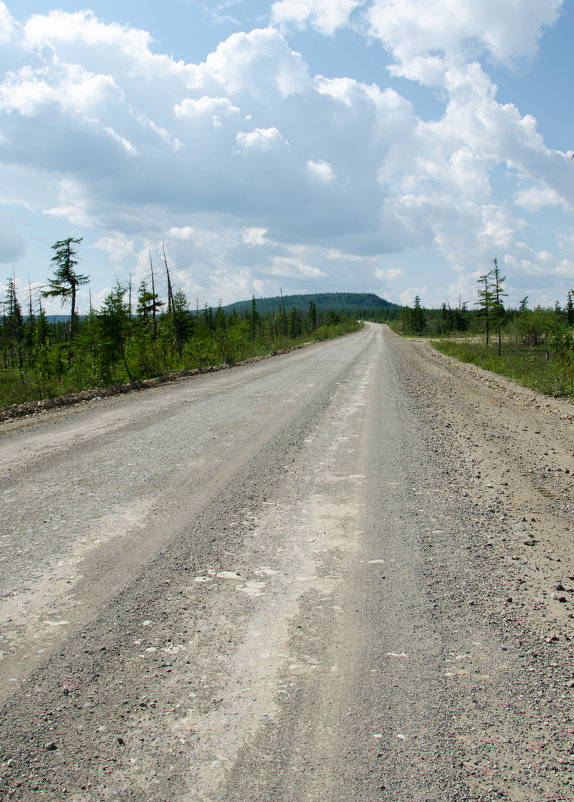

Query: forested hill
<box><xmin>224</xmin><ymin>292</ymin><xmax>398</xmax><ymax>316</ymax></box>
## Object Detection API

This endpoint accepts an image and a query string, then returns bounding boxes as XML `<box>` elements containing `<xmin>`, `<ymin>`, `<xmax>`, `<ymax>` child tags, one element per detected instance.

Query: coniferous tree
<box><xmin>173</xmin><ymin>289</ymin><xmax>193</xmax><ymax>342</ymax></box>
<box><xmin>98</xmin><ymin>280</ymin><xmax>133</xmax><ymax>382</ymax></box>
<box><xmin>214</xmin><ymin>301</ymin><xmax>226</xmax><ymax>331</ymax></box>
<box><xmin>490</xmin><ymin>258</ymin><xmax>507</xmax><ymax>356</ymax></box>
<box><xmin>42</xmin><ymin>238</ymin><xmax>89</xmax><ymax>340</ymax></box>
<box><xmin>476</xmin><ymin>272</ymin><xmax>494</xmax><ymax>347</ymax></box>
<box><xmin>249</xmin><ymin>296</ymin><xmax>259</xmax><ymax>342</ymax></box>
<box><xmin>162</xmin><ymin>244</ymin><xmax>182</xmax><ymax>357</ymax></box>
<box><xmin>3</xmin><ymin>277</ymin><xmax>23</xmax><ymax>368</ymax></box>
<box><xmin>289</xmin><ymin>306</ymin><xmax>302</xmax><ymax>338</ymax></box>
<box><xmin>307</xmin><ymin>299</ymin><xmax>317</xmax><ymax>332</ymax></box>
<box><xmin>412</xmin><ymin>295</ymin><xmax>426</xmax><ymax>335</ymax></box>
<box><xmin>137</xmin><ymin>280</ymin><xmax>164</xmax><ymax>331</ymax></box>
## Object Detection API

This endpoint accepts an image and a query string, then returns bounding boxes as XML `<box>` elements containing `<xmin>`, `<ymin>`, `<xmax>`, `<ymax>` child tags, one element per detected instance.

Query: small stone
<box><xmin>524</xmin><ymin>539</ymin><xmax>538</xmax><ymax>546</ymax></box>
<box><xmin>552</xmin><ymin>593</ymin><xmax>567</xmax><ymax>603</ymax></box>
<box><xmin>45</xmin><ymin>742</ymin><xmax>57</xmax><ymax>751</ymax></box>
<box><xmin>117</xmin><ymin>737</ymin><xmax>125</xmax><ymax>745</ymax></box>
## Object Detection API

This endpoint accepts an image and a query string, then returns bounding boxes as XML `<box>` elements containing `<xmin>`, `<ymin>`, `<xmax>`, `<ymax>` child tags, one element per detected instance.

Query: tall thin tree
<box><xmin>42</xmin><ymin>237</ymin><xmax>89</xmax><ymax>340</ymax></box>
<box><xmin>162</xmin><ymin>243</ymin><xmax>182</xmax><ymax>357</ymax></box>
<box><xmin>476</xmin><ymin>272</ymin><xmax>493</xmax><ymax>347</ymax></box>
<box><xmin>490</xmin><ymin>258</ymin><xmax>507</xmax><ymax>356</ymax></box>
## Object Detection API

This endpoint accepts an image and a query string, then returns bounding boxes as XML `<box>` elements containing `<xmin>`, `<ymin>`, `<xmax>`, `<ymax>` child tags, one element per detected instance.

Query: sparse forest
<box><xmin>365</xmin><ymin>259</ymin><xmax>574</xmax><ymax>399</ymax></box>
<box><xmin>0</xmin><ymin>240</ymin><xmax>361</xmax><ymax>408</ymax></box>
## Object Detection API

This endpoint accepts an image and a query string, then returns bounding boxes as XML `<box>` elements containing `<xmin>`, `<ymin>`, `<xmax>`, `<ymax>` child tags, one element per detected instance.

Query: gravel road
<box><xmin>0</xmin><ymin>322</ymin><xmax>573</xmax><ymax>801</ymax></box>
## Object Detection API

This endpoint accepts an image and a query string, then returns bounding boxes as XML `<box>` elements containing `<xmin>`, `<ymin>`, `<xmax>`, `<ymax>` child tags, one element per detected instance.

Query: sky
<box><xmin>1</xmin><ymin>0</ymin><xmax>574</xmax><ymax>314</ymax></box>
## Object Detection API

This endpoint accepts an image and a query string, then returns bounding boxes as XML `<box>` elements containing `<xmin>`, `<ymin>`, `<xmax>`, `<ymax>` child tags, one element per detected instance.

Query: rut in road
<box><xmin>0</xmin><ymin>323</ymin><xmax>573</xmax><ymax>802</ymax></box>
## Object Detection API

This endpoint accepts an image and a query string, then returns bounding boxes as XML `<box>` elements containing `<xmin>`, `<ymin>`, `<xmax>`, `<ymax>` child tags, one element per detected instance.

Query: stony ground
<box><xmin>0</xmin><ymin>323</ymin><xmax>572</xmax><ymax>801</ymax></box>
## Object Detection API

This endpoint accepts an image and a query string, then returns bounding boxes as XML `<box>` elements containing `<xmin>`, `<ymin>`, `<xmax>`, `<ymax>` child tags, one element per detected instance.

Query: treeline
<box><xmin>363</xmin><ymin>259</ymin><xmax>574</xmax><ymax>360</ymax></box>
<box><xmin>363</xmin><ymin>259</ymin><xmax>574</xmax><ymax>398</ymax></box>
<box><xmin>394</xmin><ymin>296</ymin><xmax>574</xmax><ymax>355</ymax></box>
<box><xmin>0</xmin><ymin>239</ymin><xmax>361</xmax><ymax>407</ymax></box>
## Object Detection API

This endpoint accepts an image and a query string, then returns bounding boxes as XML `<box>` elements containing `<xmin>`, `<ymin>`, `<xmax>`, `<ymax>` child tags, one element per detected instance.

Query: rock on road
<box><xmin>0</xmin><ymin>323</ymin><xmax>573</xmax><ymax>802</ymax></box>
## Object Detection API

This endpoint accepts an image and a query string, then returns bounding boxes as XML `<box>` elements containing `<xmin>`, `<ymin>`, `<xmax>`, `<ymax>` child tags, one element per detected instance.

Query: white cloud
<box><xmin>271</xmin><ymin>0</ymin><xmax>363</xmax><ymax>35</ymax></box>
<box><xmin>367</xmin><ymin>0</ymin><xmax>563</xmax><ymax>79</ymax></box>
<box><xmin>306</xmin><ymin>159</ymin><xmax>336</xmax><ymax>182</ymax></box>
<box><xmin>243</xmin><ymin>227</ymin><xmax>267</xmax><ymax>245</ymax></box>
<box><xmin>0</xmin><ymin>1</ymin><xmax>14</xmax><ymax>44</ymax></box>
<box><xmin>515</xmin><ymin>184</ymin><xmax>565</xmax><ymax>212</ymax></box>
<box><xmin>269</xmin><ymin>255</ymin><xmax>327</xmax><ymax>279</ymax></box>
<box><xmin>235</xmin><ymin>126</ymin><xmax>287</xmax><ymax>152</ymax></box>
<box><xmin>175</xmin><ymin>96</ymin><xmax>241</xmax><ymax>126</ymax></box>
<box><xmin>192</xmin><ymin>27</ymin><xmax>310</xmax><ymax>98</ymax></box>
<box><xmin>400</xmin><ymin>286</ymin><xmax>427</xmax><ymax>306</ymax></box>
<box><xmin>375</xmin><ymin>267</ymin><xmax>403</xmax><ymax>281</ymax></box>
<box><xmin>42</xmin><ymin>179</ymin><xmax>93</xmax><ymax>227</ymax></box>
<box><xmin>94</xmin><ymin>233</ymin><xmax>135</xmax><ymax>262</ymax></box>
<box><xmin>169</xmin><ymin>226</ymin><xmax>196</xmax><ymax>240</ymax></box>
<box><xmin>0</xmin><ymin>2</ymin><xmax>572</xmax><ymax>308</ymax></box>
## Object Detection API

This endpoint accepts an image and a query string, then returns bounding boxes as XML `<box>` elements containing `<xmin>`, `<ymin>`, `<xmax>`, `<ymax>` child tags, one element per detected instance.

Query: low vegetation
<box><xmin>432</xmin><ymin>339</ymin><xmax>574</xmax><ymax>399</ymax></box>
<box><xmin>364</xmin><ymin>260</ymin><xmax>574</xmax><ymax>401</ymax></box>
<box><xmin>1</xmin><ymin>239</ymin><xmax>361</xmax><ymax>408</ymax></box>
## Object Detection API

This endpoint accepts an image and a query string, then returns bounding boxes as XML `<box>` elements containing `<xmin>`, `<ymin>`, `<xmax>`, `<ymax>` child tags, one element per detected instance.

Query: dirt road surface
<box><xmin>1</xmin><ymin>323</ymin><xmax>573</xmax><ymax>801</ymax></box>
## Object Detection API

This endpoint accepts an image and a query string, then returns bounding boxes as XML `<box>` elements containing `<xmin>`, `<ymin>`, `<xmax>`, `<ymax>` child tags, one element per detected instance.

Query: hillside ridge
<box><xmin>223</xmin><ymin>291</ymin><xmax>398</xmax><ymax>316</ymax></box>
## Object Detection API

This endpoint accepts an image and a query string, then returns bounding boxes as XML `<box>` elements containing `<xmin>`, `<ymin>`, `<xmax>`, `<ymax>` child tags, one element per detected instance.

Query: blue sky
<box><xmin>1</xmin><ymin>0</ymin><xmax>574</xmax><ymax>313</ymax></box>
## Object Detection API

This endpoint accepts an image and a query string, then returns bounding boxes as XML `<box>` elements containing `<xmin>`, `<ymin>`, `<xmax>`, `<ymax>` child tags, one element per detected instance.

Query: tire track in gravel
<box><xmin>0</xmin><ymin>326</ymin><xmax>377</xmax><ymax>800</ymax></box>
<box><xmin>0</xmin><ymin>334</ymin><xmax>372</xmax><ymax>708</ymax></box>
<box><xmin>1</xmin><ymin>324</ymin><xmax>573</xmax><ymax>801</ymax></box>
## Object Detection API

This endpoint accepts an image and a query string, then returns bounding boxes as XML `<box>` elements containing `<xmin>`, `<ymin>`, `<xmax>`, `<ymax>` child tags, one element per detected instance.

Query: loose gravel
<box><xmin>0</xmin><ymin>324</ymin><xmax>572</xmax><ymax>801</ymax></box>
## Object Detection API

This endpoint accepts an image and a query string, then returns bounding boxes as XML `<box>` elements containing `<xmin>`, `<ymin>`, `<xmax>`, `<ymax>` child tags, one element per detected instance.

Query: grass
<box><xmin>0</xmin><ymin>321</ymin><xmax>363</xmax><ymax>409</ymax></box>
<box><xmin>431</xmin><ymin>339</ymin><xmax>574</xmax><ymax>400</ymax></box>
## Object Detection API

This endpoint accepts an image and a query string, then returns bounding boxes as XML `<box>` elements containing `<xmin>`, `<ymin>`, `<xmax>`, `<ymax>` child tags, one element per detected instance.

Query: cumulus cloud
<box><xmin>306</xmin><ymin>159</ymin><xmax>336</xmax><ymax>182</ymax></box>
<box><xmin>0</xmin><ymin>0</ymin><xmax>572</xmax><ymax>307</ymax></box>
<box><xmin>367</xmin><ymin>0</ymin><xmax>563</xmax><ymax>81</ymax></box>
<box><xmin>235</xmin><ymin>126</ymin><xmax>287</xmax><ymax>152</ymax></box>
<box><xmin>0</xmin><ymin>1</ymin><xmax>14</xmax><ymax>44</ymax></box>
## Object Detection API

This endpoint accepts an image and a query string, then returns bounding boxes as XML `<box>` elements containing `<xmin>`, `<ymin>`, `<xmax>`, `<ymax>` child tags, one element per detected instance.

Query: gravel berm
<box><xmin>0</xmin><ymin>322</ymin><xmax>572</xmax><ymax>801</ymax></box>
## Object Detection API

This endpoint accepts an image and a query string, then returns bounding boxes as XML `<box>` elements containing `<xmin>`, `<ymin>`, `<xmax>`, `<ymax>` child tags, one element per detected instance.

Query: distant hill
<box><xmin>223</xmin><ymin>292</ymin><xmax>399</xmax><ymax>316</ymax></box>
<box><xmin>43</xmin><ymin>293</ymin><xmax>399</xmax><ymax>321</ymax></box>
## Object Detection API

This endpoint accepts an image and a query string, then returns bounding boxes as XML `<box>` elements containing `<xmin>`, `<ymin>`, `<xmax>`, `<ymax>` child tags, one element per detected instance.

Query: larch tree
<box><xmin>476</xmin><ymin>272</ymin><xmax>494</xmax><ymax>347</ymax></box>
<box><xmin>490</xmin><ymin>258</ymin><xmax>507</xmax><ymax>356</ymax></box>
<box><xmin>42</xmin><ymin>237</ymin><xmax>89</xmax><ymax>340</ymax></box>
